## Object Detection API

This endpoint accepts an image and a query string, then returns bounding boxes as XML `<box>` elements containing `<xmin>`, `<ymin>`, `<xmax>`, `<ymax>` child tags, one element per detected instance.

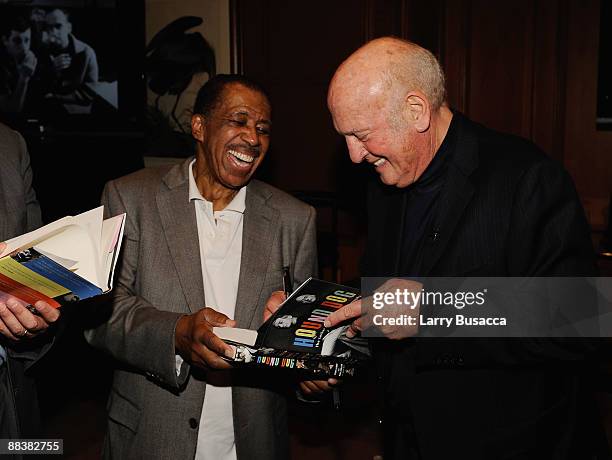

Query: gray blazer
<box><xmin>0</xmin><ymin>123</ymin><xmax>41</xmax><ymax>241</ymax></box>
<box><xmin>0</xmin><ymin>122</ymin><xmax>45</xmax><ymax>453</ymax></box>
<box><xmin>86</xmin><ymin>158</ymin><xmax>318</xmax><ymax>460</ymax></box>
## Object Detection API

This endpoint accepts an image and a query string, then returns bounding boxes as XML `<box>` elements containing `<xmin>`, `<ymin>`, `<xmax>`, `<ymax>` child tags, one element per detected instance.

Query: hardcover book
<box><xmin>0</xmin><ymin>206</ymin><xmax>125</xmax><ymax>309</ymax></box>
<box><xmin>214</xmin><ymin>277</ymin><xmax>370</xmax><ymax>378</ymax></box>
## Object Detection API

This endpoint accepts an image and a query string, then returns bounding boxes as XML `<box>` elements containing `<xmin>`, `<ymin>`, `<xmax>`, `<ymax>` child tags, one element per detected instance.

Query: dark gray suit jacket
<box><xmin>0</xmin><ymin>122</ymin><xmax>45</xmax><ymax>452</ymax></box>
<box><xmin>86</xmin><ymin>159</ymin><xmax>317</xmax><ymax>459</ymax></box>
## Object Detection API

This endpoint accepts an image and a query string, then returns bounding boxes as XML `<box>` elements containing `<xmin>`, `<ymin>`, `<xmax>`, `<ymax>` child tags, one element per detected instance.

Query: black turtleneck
<box><xmin>398</xmin><ymin>114</ymin><xmax>457</xmax><ymax>276</ymax></box>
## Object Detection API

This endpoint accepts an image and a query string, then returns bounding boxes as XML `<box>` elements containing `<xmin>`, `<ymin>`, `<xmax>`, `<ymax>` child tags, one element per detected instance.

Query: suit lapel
<box><xmin>234</xmin><ymin>181</ymin><xmax>279</xmax><ymax>329</ymax></box>
<box><xmin>420</xmin><ymin>167</ymin><xmax>474</xmax><ymax>275</ymax></box>
<box><xmin>420</xmin><ymin>114</ymin><xmax>478</xmax><ymax>276</ymax></box>
<box><xmin>156</xmin><ymin>159</ymin><xmax>205</xmax><ymax>313</ymax></box>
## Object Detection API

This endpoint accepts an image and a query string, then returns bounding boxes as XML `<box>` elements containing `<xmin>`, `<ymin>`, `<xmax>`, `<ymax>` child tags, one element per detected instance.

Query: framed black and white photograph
<box><xmin>144</xmin><ymin>0</ymin><xmax>230</xmax><ymax>160</ymax></box>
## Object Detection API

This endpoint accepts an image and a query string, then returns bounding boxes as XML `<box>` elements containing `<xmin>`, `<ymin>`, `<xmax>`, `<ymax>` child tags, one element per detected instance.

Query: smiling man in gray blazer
<box><xmin>85</xmin><ymin>75</ymin><xmax>317</xmax><ymax>459</ymax></box>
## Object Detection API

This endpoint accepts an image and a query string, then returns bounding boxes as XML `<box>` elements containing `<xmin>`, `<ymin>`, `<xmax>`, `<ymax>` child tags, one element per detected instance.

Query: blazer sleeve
<box><xmin>4</xmin><ymin>130</ymin><xmax>51</xmax><ymax>368</ymax></box>
<box><xmin>84</xmin><ymin>180</ymin><xmax>187</xmax><ymax>390</ymax></box>
<box><xmin>16</xmin><ymin>132</ymin><xmax>43</xmax><ymax>233</ymax></box>
<box><xmin>506</xmin><ymin>158</ymin><xmax>598</xmax><ymax>277</ymax></box>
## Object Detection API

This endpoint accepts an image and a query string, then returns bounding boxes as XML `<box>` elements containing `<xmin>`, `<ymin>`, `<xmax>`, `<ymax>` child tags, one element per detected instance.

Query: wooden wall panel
<box><xmin>530</xmin><ymin>0</ymin><xmax>569</xmax><ymax>161</ymax></box>
<box><xmin>231</xmin><ymin>0</ymin><xmax>369</xmax><ymax>193</ymax></box>
<box><xmin>441</xmin><ymin>0</ymin><xmax>570</xmax><ymax>161</ymax></box>
<box><xmin>364</xmin><ymin>0</ymin><xmax>404</xmax><ymax>39</ymax></box>
<box><xmin>563</xmin><ymin>0</ymin><xmax>612</xmax><ymax>229</ymax></box>
<box><xmin>442</xmin><ymin>0</ymin><xmax>470</xmax><ymax>112</ymax></box>
<box><xmin>466</xmin><ymin>1</ymin><xmax>536</xmax><ymax>139</ymax></box>
<box><xmin>443</xmin><ymin>0</ymin><xmax>539</xmax><ymax>136</ymax></box>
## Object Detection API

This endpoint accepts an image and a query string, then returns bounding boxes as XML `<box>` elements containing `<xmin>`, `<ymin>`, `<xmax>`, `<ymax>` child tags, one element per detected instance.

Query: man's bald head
<box><xmin>327</xmin><ymin>37</ymin><xmax>453</xmax><ymax>189</ymax></box>
<box><xmin>329</xmin><ymin>37</ymin><xmax>446</xmax><ymax>115</ymax></box>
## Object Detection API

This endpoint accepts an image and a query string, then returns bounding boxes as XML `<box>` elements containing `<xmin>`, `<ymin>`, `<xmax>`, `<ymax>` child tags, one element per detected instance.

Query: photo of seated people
<box><xmin>0</xmin><ymin>2</ymin><xmax>117</xmax><ymax>119</ymax></box>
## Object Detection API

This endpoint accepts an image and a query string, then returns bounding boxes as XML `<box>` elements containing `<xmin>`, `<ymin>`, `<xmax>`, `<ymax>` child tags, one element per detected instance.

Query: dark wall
<box><xmin>232</xmin><ymin>0</ymin><xmax>369</xmax><ymax>195</ymax></box>
<box><xmin>27</xmin><ymin>131</ymin><xmax>144</xmax><ymax>222</ymax></box>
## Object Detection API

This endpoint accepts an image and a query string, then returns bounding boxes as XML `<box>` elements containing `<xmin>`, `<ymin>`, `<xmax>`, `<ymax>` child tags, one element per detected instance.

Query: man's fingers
<box><xmin>0</xmin><ymin>321</ymin><xmax>18</xmax><ymax>341</ymax></box>
<box><xmin>263</xmin><ymin>291</ymin><xmax>286</xmax><ymax>322</ymax></box>
<box><xmin>6</xmin><ymin>300</ymin><xmax>40</xmax><ymax>331</ymax></box>
<box><xmin>299</xmin><ymin>380</ymin><xmax>332</xmax><ymax>394</ymax></box>
<box><xmin>298</xmin><ymin>382</ymin><xmax>312</xmax><ymax>395</ymax></box>
<box><xmin>189</xmin><ymin>344</ymin><xmax>233</xmax><ymax>370</ymax></box>
<box><xmin>53</xmin><ymin>56</ymin><xmax>71</xmax><ymax>70</ymax></box>
<box><xmin>202</xmin><ymin>307</ymin><xmax>235</xmax><ymax>327</ymax></box>
<box><xmin>345</xmin><ymin>316</ymin><xmax>364</xmax><ymax>338</ymax></box>
<box><xmin>0</xmin><ymin>301</ymin><xmax>30</xmax><ymax>337</ymax></box>
<box><xmin>0</xmin><ymin>242</ymin><xmax>6</xmax><ymax>255</ymax></box>
<box><xmin>308</xmin><ymin>380</ymin><xmax>333</xmax><ymax>392</ymax></box>
<box><xmin>346</xmin><ymin>324</ymin><xmax>357</xmax><ymax>339</ymax></box>
<box><xmin>24</xmin><ymin>51</ymin><xmax>37</xmax><ymax>67</ymax></box>
<box><xmin>34</xmin><ymin>301</ymin><xmax>60</xmax><ymax>323</ymax></box>
<box><xmin>299</xmin><ymin>380</ymin><xmax>320</xmax><ymax>395</ymax></box>
<box><xmin>324</xmin><ymin>299</ymin><xmax>363</xmax><ymax>328</ymax></box>
<box><xmin>349</xmin><ymin>317</ymin><xmax>365</xmax><ymax>338</ymax></box>
<box><xmin>266</xmin><ymin>291</ymin><xmax>286</xmax><ymax>311</ymax></box>
<box><xmin>199</xmin><ymin>347</ymin><xmax>234</xmax><ymax>370</ymax></box>
<box><xmin>200</xmin><ymin>328</ymin><xmax>236</xmax><ymax>359</ymax></box>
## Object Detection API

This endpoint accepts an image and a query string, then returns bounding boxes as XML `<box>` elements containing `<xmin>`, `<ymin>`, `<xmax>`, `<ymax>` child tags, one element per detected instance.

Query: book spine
<box><xmin>252</xmin><ymin>351</ymin><xmax>357</xmax><ymax>378</ymax></box>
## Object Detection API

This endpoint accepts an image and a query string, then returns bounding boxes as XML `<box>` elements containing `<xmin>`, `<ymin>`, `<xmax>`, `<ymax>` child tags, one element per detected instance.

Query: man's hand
<box><xmin>17</xmin><ymin>50</ymin><xmax>37</xmax><ymax>79</ymax></box>
<box><xmin>324</xmin><ymin>298</ymin><xmax>364</xmax><ymax>338</ymax></box>
<box><xmin>263</xmin><ymin>290</ymin><xmax>286</xmax><ymax>322</ymax></box>
<box><xmin>0</xmin><ymin>242</ymin><xmax>60</xmax><ymax>341</ymax></box>
<box><xmin>299</xmin><ymin>378</ymin><xmax>339</xmax><ymax>396</ymax></box>
<box><xmin>175</xmin><ymin>307</ymin><xmax>237</xmax><ymax>370</ymax></box>
<box><xmin>324</xmin><ymin>278</ymin><xmax>422</xmax><ymax>340</ymax></box>
<box><xmin>0</xmin><ymin>299</ymin><xmax>60</xmax><ymax>341</ymax></box>
<box><xmin>51</xmin><ymin>53</ymin><xmax>71</xmax><ymax>72</ymax></box>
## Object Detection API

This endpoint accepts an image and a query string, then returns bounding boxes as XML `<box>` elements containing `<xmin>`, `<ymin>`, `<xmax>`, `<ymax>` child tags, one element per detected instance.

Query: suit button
<box><xmin>189</xmin><ymin>418</ymin><xmax>198</xmax><ymax>429</ymax></box>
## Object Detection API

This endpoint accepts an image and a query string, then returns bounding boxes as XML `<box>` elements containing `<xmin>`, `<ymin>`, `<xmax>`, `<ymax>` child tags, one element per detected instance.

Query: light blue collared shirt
<box><xmin>0</xmin><ymin>344</ymin><xmax>6</xmax><ymax>367</ymax></box>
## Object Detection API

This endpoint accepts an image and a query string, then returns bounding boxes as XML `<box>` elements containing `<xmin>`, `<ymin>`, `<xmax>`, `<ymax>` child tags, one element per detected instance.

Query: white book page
<box><xmin>34</xmin><ymin>249</ymin><xmax>78</xmax><ymax>270</ymax></box>
<box><xmin>213</xmin><ymin>327</ymin><xmax>258</xmax><ymax>347</ymax></box>
<box><xmin>321</xmin><ymin>326</ymin><xmax>345</xmax><ymax>356</ymax></box>
<box><xmin>1</xmin><ymin>216</ymin><xmax>74</xmax><ymax>256</ymax></box>
<box><xmin>34</xmin><ymin>225</ymin><xmax>101</xmax><ymax>287</ymax></box>
<box><xmin>1</xmin><ymin>206</ymin><xmax>106</xmax><ymax>288</ymax></box>
<box><xmin>69</xmin><ymin>206</ymin><xmax>104</xmax><ymax>259</ymax></box>
<box><xmin>101</xmin><ymin>214</ymin><xmax>126</xmax><ymax>291</ymax></box>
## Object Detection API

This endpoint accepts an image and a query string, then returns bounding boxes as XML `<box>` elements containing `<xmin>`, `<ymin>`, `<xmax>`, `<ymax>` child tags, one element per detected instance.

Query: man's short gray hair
<box><xmin>383</xmin><ymin>40</ymin><xmax>446</xmax><ymax>111</ymax></box>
